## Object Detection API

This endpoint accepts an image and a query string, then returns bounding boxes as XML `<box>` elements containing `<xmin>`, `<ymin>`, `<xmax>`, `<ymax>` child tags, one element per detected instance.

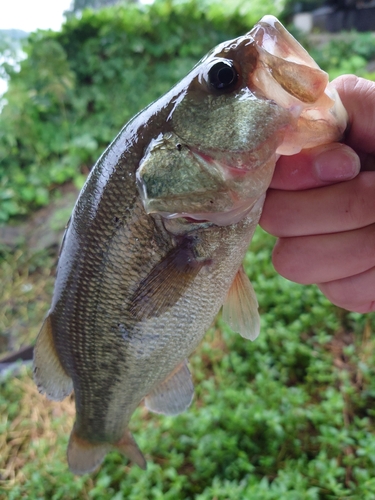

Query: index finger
<box><xmin>261</xmin><ymin>171</ymin><xmax>375</xmax><ymax>237</ymax></box>
<box><xmin>269</xmin><ymin>142</ymin><xmax>360</xmax><ymax>190</ymax></box>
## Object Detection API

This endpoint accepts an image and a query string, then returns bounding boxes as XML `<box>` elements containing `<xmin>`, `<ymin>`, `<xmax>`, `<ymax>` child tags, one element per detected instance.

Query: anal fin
<box><xmin>222</xmin><ymin>265</ymin><xmax>260</xmax><ymax>341</ymax></box>
<box><xmin>145</xmin><ymin>360</ymin><xmax>194</xmax><ymax>416</ymax></box>
<box><xmin>33</xmin><ymin>315</ymin><xmax>73</xmax><ymax>401</ymax></box>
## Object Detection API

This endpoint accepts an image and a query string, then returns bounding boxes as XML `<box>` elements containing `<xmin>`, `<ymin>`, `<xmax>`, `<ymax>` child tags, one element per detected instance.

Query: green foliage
<box><xmin>0</xmin><ymin>0</ymin><xmax>284</xmax><ymax>223</ymax></box>
<box><xmin>302</xmin><ymin>31</ymin><xmax>375</xmax><ymax>80</ymax></box>
<box><xmin>67</xmin><ymin>0</ymin><xmax>125</xmax><ymax>15</ymax></box>
<box><xmin>0</xmin><ymin>33</ymin><xmax>21</xmax><ymax>82</ymax></box>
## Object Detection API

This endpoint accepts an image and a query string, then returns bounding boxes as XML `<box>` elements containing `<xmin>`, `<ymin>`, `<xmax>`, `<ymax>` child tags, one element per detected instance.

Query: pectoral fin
<box><xmin>33</xmin><ymin>315</ymin><xmax>73</xmax><ymax>401</ymax></box>
<box><xmin>130</xmin><ymin>239</ymin><xmax>208</xmax><ymax>320</ymax></box>
<box><xmin>145</xmin><ymin>360</ymin><xmax>194</xmax><ymax>416</ymax></box>
<box><xmin>222</xmin><ymin>266</ymin><xmax>260</xmax><ymax>341</ymax></box>
<box><xmin>67</xmin><ymin>427</ymin><xmax>146</xmax><ymax>475</ymax></box>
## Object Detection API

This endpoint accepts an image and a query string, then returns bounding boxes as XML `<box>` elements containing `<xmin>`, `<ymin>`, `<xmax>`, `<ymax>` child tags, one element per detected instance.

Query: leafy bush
<box><xmin>301</xmin><ymin>31</ymin><xmax>375</xmax><ymax>80</ymax></box>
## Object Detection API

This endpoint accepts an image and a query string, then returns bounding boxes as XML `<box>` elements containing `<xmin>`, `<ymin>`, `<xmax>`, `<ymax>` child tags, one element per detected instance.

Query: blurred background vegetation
<box><xmin>0</xmin><ymin>0</ymin><xmax>375</xmax><ymax>222</ymax></box>
<box><xmin>1</xmin><ymin>0</ymin><xmax>375</xmax><ymax>498</ymax></box>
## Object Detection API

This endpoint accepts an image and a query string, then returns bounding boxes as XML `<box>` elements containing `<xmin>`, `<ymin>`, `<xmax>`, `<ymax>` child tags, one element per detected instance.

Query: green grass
<box><xmin>0</xmin><ymin>247</ymin><xmax>54</xmax><ymax>353</ymax></box>
<box><xmin>1</xmin><ymin>228</ymin><xmax>375</xmax><ymax>499</ymax></box>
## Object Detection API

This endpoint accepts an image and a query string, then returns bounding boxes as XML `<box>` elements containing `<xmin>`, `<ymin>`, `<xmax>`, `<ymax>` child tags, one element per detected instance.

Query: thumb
<box><xmin>332</xmin><ymin>75</ymin><xmax>375</xmax><ymax>171</ymax></box>
<box><xmin>332</xmin><ymin>75</ymin><xmax>375</xmax><ymax>157</ymax></box>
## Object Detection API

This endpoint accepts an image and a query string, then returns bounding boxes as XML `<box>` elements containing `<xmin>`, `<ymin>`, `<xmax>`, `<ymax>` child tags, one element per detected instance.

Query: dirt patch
<box><xmin>0</xmin><ymin>183</ymin><xmax>79</xmax><ymax>253</ymax></box>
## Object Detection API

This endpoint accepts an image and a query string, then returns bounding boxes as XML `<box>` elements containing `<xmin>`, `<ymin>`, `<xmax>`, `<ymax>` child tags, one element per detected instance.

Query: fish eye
<box><xmin>208</xmin><ymin>61</ymin><xmax>238</xmax><ymax>91</ymax></box>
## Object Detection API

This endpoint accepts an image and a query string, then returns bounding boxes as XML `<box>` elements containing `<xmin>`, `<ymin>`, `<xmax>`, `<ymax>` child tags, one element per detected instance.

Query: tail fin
<box><xmin>67</xmin><ymin>426</ymin><xmax>146</xmax><ymax>475</ymax></box>
<box><xmin>67</xmin><ymin>427</ymin><xmax>110</xmax><ymax>475</ymax></box>
<box><xmin>116</xmin><ymin>429</ymin><xmax>147</xmax><ymax>470</ymax></box>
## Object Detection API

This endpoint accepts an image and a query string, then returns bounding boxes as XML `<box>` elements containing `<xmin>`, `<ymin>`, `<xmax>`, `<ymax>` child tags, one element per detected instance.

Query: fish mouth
<box><xmin>181</xmin><ymin>216</ymin><xmax>210</xmax><ymax>223</ymax></box>
<box><xmin>157</xmin><ymin>196</ymin><xmax>261</xmax><ymax>227</ymax></box>
<box><xmin>139</xmin><ymin>145</ymin><xmax>276</xmax><ymax>228</ymax></box>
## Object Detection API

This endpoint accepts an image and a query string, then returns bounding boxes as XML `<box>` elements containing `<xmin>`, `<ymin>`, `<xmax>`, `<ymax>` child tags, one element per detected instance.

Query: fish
<box><xmin>33</xmin><ymin>16</ymin><xmax>347</xmax><ymax>475</ymax></box>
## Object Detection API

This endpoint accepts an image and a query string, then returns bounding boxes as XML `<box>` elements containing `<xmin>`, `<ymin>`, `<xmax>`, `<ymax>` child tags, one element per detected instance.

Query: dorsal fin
<box><xmin>222</xmin><ymin>265</ymin><xmax>260</xmax><ymax>341</ymax></box>
<box><xmin>33</xmin><ymin>315</ymin><xmax>73</xmax><ymax>401</ymax></box>
<box><xmin>130</xmin><ymin>238</ymin><xmax>209</xmax><ymax>320</ymax></box>
<box><xmin>145</xmin><ymin>360</ymin><xmax>194</xmax><ymax>416</ymax></box>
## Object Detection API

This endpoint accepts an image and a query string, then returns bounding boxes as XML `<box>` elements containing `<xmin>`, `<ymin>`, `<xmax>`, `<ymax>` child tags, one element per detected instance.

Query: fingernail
<box><xmin>314</xmin><ymin>144</ymin><xmax>360</xmax><ymax>182</ymax></box>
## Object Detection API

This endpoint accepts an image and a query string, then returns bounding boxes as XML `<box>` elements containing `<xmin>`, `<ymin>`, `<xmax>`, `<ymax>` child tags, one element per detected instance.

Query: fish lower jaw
<box><xmin>157</xmin><ymin>196</ymin><xmax>264</xmax><ymax>227</ymax></box>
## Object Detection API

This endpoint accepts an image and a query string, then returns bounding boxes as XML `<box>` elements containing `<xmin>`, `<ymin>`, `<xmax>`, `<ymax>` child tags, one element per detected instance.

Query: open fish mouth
<box><xmin>137</xmin><ymin>136</ymin><xmax>277</xmax><ymax>227</ymax></box>
<box><xmin>157</xmin><ymin>197</ymin><xmax>263</xmax><ymax>227</ymax></box>
<box><xmin>136</xmin><ymin>15</ymin><xmax>347</xmax><ymax>228</ymax></box>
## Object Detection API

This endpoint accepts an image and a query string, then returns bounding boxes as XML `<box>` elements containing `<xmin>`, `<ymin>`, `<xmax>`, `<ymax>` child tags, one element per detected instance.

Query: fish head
<box><xmin>136</xmin><ymin>16</ymin><xmax>347</xmax><ymax>226</ymax></box>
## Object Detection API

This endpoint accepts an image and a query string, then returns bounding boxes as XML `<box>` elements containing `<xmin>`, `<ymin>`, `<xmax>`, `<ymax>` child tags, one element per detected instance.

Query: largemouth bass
<box><xmin>33</xmin><ymin>16</ymin><xmax>347</xmax><ymax>474</ymax></box>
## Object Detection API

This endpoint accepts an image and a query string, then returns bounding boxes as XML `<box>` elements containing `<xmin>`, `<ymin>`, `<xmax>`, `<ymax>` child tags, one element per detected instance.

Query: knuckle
<box><xmin>319</xmin><ymin>281</ymin><xmax>350</xmax><ymax>308</ymax></box>
<box><xmin>344</xmin><ymin>173</ymin><xmax>375</xmax><ymax>229</ymax></box>
<box><xmin>272</xmin><ymin>238</ymin><xmax>309</xmax><ymax>284</ymax></box>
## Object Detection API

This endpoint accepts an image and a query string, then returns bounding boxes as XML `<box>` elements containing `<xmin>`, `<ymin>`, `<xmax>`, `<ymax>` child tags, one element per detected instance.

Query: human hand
<box><xmin>260</xmin><ymin>75</ymin><xmax>375</xmax><ymax>313</ymax></box>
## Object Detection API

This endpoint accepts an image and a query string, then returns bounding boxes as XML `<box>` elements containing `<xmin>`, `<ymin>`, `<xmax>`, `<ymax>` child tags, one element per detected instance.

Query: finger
<box><xmin>271</xmin><ymin>223</ymin><xmax>375</xmax><ymax>285</ymax></box>
<box><xmin>270</xmin><ymin>142</ymin><xmax>360</xmax><ymax>190</ymax></box>
<box><xmin>333</xmin><ymin>75</ymin><xmax>375</xmax><ymax>159</ymax></box>
<box><xmin>318</xmin><ymin>268</ymin><xmax>375</xmax><ymax>313</ymax></box>
<box><xmin>261</xmin><ymin>171</ymin><xmax>375</xmax><ymax>237</ymax></box>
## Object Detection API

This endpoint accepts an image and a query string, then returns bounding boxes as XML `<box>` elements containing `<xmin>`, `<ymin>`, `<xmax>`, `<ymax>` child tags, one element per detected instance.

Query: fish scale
<box><xmin>66</xmin><ymin>201</ymin><xmax>258</xmax><ymax>444</ymax></box>
<box><xmin>33</xmin><ymin>16</ymin><xmax>347</xmax><ymax>474</ymax></box>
